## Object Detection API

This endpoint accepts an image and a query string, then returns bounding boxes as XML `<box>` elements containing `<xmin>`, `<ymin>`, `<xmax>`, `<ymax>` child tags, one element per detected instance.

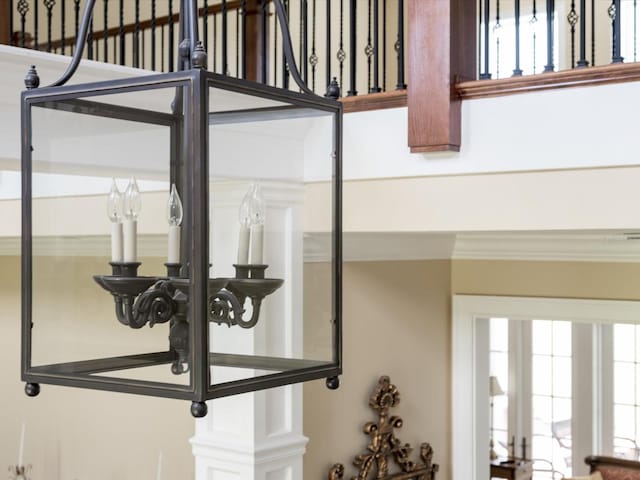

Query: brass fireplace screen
<box><xmin>327</xmin><ymin>375</ymin><xmax>439</xmax><ymax>480</ymax></box>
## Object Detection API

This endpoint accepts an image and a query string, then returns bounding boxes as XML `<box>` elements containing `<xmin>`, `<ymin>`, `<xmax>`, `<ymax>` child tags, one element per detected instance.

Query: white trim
<box><xmin>452</xmin><ymin>295</ymin><xmax>640</xmax><ymax>480</ymax></box>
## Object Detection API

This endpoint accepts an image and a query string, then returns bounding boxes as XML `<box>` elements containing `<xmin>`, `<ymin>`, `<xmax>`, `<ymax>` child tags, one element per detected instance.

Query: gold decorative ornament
<box><xmin>328</xmin><ymin>375</ymin><xmax>439</xmax><ymax>480</ymax></box>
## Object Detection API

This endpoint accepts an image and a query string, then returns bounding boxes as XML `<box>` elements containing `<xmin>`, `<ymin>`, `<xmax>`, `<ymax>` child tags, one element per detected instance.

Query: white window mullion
<box><xmin>598</xmin><ymin>324</ymin><xmax>614</xmax><ymax>456</ymax></box>
<box><xmin>571</xmin><ymin>322</ymin><xmax>595</xmax><ymax>476</ymax></box>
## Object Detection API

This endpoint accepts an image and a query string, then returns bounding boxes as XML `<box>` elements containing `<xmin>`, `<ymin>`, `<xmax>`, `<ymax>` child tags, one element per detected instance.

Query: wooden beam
<box><xmin>0</xmin><ymin>0</ymin><xmax>11</xmax><ymax>45</ymax></box>
<box><xmin>244</xmin><ymin>0</ymin><xmax>269</xmax><ymax>83</ymax></box>
<box><xmin>407</xmin><ymin>0</ymin><xmax>476</xmax><ymax>153</ymax></box>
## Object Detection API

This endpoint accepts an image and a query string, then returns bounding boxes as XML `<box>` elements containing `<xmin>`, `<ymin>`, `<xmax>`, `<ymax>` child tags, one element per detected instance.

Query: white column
<box><xmin>192</xmin><ymin>181</ymin><xmax>307</xmax><ymax>480</ymax></box>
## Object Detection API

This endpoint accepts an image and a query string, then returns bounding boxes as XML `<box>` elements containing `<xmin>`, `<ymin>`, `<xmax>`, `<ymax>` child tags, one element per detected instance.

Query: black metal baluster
<box><xmin>635</xmin><ymin>0</ymin><xmax>637</xmax><ymax>62</ymax></box>
<box><xmin>44</xmin><ymin>0</ymin><xmax>54</xmax><ymax>53</ymax></box>
<box><xmin>222</xmin><ymin>0</ymin><xmax>228</xmax><ymax>74</ymax></box>
<box><xmin>513</xmin><ymin>0</ymin><xmax>522</xmax><ymax>75</ymax></box>
<box><xmin>568</xmin><ymin>0</ymin><xmax>577</xmax><ymax>68</ymax></box>
<box><xmin>236</xmin><ymin>7</ymin><xmax>240</xmax><ymax>77</ymax></box>
<box><xmin>261</xmin><ymin>0</ymin><xmax>267</xmax><ymax>83</ymax></box>
<box><xmin>494</xmin><ymin>0</ymin><xmax>501</xmax><ymax>78</ymax></box>
<box><xmin>610</xmin><ymin>0</ymin><xmax>623</xmax><ymax>63</ymax></box>
<box><xmin>203</xmin><ymin>0</ymin><xmax>209</xmax><ymax>53</ymax></box>
<box><xmin>347</xmin><ymin>0</ymin><xmax>356</xmax><ymax>95</ymax></box>
<box><xmin>396</xmin><ymin>0</ymin><xmax>405</xmax><ymax>89</ymax></box>
<box><xmin>530</xmin><ymin>0</ymin><xmax>537</xmax><ymax>73</ymax></box>
<box><xmin>119</xmin><ymin>0</ymin><xmax>124</xmax><ymax>65</ymax></box>
<box><xmin>103</xmin><ymin>0</ymin><xmax>108</xmax><ymax>63</ymax></box>
<box><xmin>133</xmin><ymin>0</ymin><xmax>140</xmax><ymax>68</ymax></box>
<box><xmin>337</xmin><ymin>0</ymin><xmax>344</xmax><ymax>92</ymax></box>
<box><xmin>274</xmin><ymin>1</ymin><xmax>278</xmax><ymax>85</ymax></box>
<box><xmin>73</xmin><ymin>0</ymin><xmax>80</xmax><ymax>53</ymax></box>
<box><xmin>543</xmin><ymin>0</ymin><xmax>554</xmax><ymax>72</ymax></box>
<box><xmin>310</xmin><ymin>0</ymin><xmax>317</xmax><ymax>91</ymax></box>
<box><xmin>366</xmin><ymin>0</ymin><xmax>372</xmax><ymax>92</ymax></box>
<box><xmin>213</xmin><ymin>11</ymin><xmax>217</xmax><ymax>73</ymax></box>
<box><xmin>33</xmin><ymin>0</ymin><xmax>38</xmax><ymax>49</ymax></box>
<box><xmin>325</xmin><ymin>0</ymin><xmax>331</xmax><ymax>92</ymax></box>
<box><xmin>282</xmin><ymin>0</ymin><xmax>289</xmax><ymax>88</ymax></box>
<box><xmin>577</xmin><ymin>0</ymin><xmax>588</xmax><ymax>66</ymax></box>
<box><xmin>87</xmin><ymin>15</ymin><xmax>94</xmax><ymax>59</ymax></box>
<box><xmin>480</xmin><ymin>0</ymin><xmax>491</xmax><ymax>79</ymax></box>
<box><xmin>168</xmin><ymin>0</ymin><xmax>174</xmax><ymax>71</ymax></box>
<box><xmin>151</xmin><ymin>0</ymin><xmax>156</xmax><ymax>70</ymax></box>
<box><xmin>241</xmin><ymin>0</ymin><xmax>246</xmax><ymax>78</ymax></box>
<box><xmin>161</xmin><ymin>24</ymin><xmax>165</xmax><ymax>71</ymax></box>
<box><xmin>383</xmin><ymin>0</ymin><xmax>387</xmax><ymax>90</ymax></box>
<box><xmin>17</xmin><ymin>0</ymin><xmax>28</xmax><ymax>49</ymax></box>
<box><xmin>370</xmin><ymin>0</ymin><xmax>381</xmax><ymax>91</ymax></box>
<box><xmin>9</xmin><ymin>0</ymin><xmax>13</xmax><ymax>46</ymax></box>
<box><xmin>591</xmin><ymin>0</ymin><xmax>595</xmax><ymax>65</ymax></box>
<box><xmin>60</xmin><ymin>0</ymin><xmax>66</xmax><ymax>54</ymax></box>
<box><xmin>478</xmin><ymin>0</ymin><xmax>482</xmax><ymax>77</ymax></box>
<box><xmin>142</xmin><ymin>25</ymin><xmax>145</xmax><ymax>69</ymax></box>
<box><xmin>302</xmin><ymin>0</ymin><xmax>308</xmax><ymax>85</ymax></box>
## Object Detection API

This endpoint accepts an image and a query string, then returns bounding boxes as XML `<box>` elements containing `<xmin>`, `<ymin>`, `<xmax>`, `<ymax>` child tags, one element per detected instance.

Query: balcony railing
<box><xmin>1</xmin><ymin>0</ymin><xmax>408</xmax><ymax>103</ymax></box>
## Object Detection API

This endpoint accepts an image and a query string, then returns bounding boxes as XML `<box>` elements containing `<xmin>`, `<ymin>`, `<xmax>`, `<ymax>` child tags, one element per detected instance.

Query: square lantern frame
<box><xmin>21</xmin><ymin>68</ymin><xmax>342</xmax><ymax>414</ymax></box>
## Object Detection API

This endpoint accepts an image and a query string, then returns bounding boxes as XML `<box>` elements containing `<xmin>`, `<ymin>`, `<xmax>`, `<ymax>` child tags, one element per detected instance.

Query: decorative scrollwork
<box><xmin>132</xmin><ymin>280</ymin><xmax>176</xmax><ymax>329</ymax></box>
<box><xmin>328</xmin><ymin>376</ymin><xmax>439</xmax><ymax>480</ymax></box>
<box><xmin>43</xmin><ymin>0</ymin><xmax>56</xmax><ymax>10</ymax></box>
<box><xmin>17</xmin><ymin>0</ymin><xmax>29</xmax><ymax>16</ymax></box>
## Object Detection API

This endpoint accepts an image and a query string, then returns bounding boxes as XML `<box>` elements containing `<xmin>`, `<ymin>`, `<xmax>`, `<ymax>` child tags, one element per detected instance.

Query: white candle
<box><xmin>123</xmin><ymin>219</ymin><xmax>137</xmax><ymax>263</ymax></box>
<box><xmin>18</xmin><ymin>422</ymin><xmax>25</xmax><ymax>466</ymax></box>
<box><xmin>111</xmin><ymin>222</ymin><xmax>123</xmax><ymax>262</ymax></box>
<box><xmin>156</xmin><ymin>451</ymin><xmax>163</xmax><ymax>480</ymax></box>
<box><xmin>237</xmin><ymin>224</ymin><xmax>250</xmax><ymax>264</ymax></box>
<box><xmin>250</xmin><ymin>224</ymin><xmax>264</xmax><ymax>264</ymax></box>
<box><xmin>168</xmin><ymin>225</ymin><xmax>181</xmax><ymax>264</ymax></box>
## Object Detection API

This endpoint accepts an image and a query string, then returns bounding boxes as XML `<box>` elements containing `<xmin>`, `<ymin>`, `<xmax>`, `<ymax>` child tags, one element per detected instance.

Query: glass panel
<box><xmin>207</xmin><ymin>83</ymin><xmax>336</xmax><ymax>388</ymax></box>
<box><xmin>616</xmin><ymin>404</ymin><xmax>636</xmax><ymax>440</ymax></box>
<box><xmin>552</xmin><ymin>321</ymin><xmax>572</xmax><ymax>357</ymax></box>
<box><xmin>533</xmin><ymin>395</ymin><xmax>552</xmax><ymax>435</ymax></box>
<box><xmin>490</xmin><ymin>317</ymin><xmax>509</xmax><ymax>352</ymax></box>
<box><xmin>553</xmin><ymin>357</ymin><xmax>572</xmax><ymax>399</ymax></box>
<box><xmin>616</xmin><ymin>362</ymin><xmax>636</xmax><ymax>405</ymax></box>
<box><xmin>533</xmin><ymin>355</ymin><xmax>552</xmax><ymax>396</ymax></box>
<box><xmin>533</xmin><ymin>320</ymin><xmax>552</xmax><ymax>355</ymax></box>
<box><xmin>29</xmin><ymin>82</ymin><xmax>192</xmax><ymax>389</ymax></box>
<box><xmin>615</xmin><ymin>324</ymin><xmax>636</xmax><ymax>362</ymax></box>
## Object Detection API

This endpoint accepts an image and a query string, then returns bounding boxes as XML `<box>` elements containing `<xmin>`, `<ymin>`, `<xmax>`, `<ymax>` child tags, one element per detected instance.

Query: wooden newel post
<box><xmin>244</xmin><ymin>0</ymin><xmax>269</xmax><ymax>83</ymax></box>
<box><xmin>407</xmin><ymin>0</ymin><xmax>476</xmax><ymax>153</ymax></box>
<box><xmin>0</xmin><ymin>0</ymin><xmax>12</xmax><ymax>46</ymax></box>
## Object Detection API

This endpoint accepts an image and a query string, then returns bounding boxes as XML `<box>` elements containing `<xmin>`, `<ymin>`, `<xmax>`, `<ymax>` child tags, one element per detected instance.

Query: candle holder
<box><xmin>8</xmin><ymin>465</ymin><xmax>31</xmax><ymax>480</ymax></box>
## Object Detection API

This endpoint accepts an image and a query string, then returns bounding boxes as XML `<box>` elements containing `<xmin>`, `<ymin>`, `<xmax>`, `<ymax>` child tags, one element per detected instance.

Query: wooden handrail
<box><xmin>39</xmin><ymin>0</ymin><xmax>245</xmax><ymax>51</ymax></box>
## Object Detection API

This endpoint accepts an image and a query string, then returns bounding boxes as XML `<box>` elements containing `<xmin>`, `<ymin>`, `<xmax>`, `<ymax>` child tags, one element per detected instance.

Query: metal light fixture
<box><xmin>20</xmin><ymin>0</ymin><xmax>342</xmax><ymax>417</ymax></box>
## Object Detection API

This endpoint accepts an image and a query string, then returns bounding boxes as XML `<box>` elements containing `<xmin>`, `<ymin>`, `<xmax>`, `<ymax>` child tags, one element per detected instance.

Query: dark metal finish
<box><xmin>25</xmin><ymin>383</ymin><xmax>40</xmax><ymax>397</ymax></box>
<box><xmin>480</xmin><ymin>0</ymin><xmax>491</xmax><ymax>79</ymax></box>
<box><xmin>261</xmin><ymin>0</ymin><xmax>268</xmax><ymax>83</ymax></box>
<box><xmin>592</xmin><ymin>0</ymin><xmax>595</xmax><ymax>66</ymax></box>
<box><xmin>44</xmin><ymin>0</ymin><xmax>55</xmax><ymax>53</ymax></box>
<box><xmin>222</xmin><ymin>0</ymin><xmax>228</xmax><ymax>74</ymax></box>
<box><xmin>17</xmin><ymin>0</ymin><xmax>27</xmax><ymax>49</ymax></box>
<box><xmin>611</xmin><ymin>0</ymin><xmax>624</xmax><ymax>63</ymax></box>
<box><xmin>168</xmin><ymin>0</ymin><xmax>174</xmax><ymax>71</ymax></box>
<box><xmin>241</xmin><ymin>0</ymin><xmax>246</xmax><ymax>78</ymax></box>
<box><xmin>119</xmin><ymin>0</ymin><xmax>125</xmax><ymax>65</ymax></box>
<box><xmin>543</xmin><ymin>0</ymin><xmax>555</xmax><ymax>72</ymax></box>
<box><xmin>370</xmin><ymin>0</ymin><xmax>381</xmax><ymax>92</ymax></box>
<box><xmin>151</xmin><ymin>0</ymin><xmax>157</xmax><ymax>70</ymax></box>
<box><xmin>347</xmin><ymin>0</ymin><xmax>357</xmax><ymax>96</ymax></box>
<box><xmin>395</xmin><ymin>0</ymin><xmax>405</xmax><ymax>89</ymax></box>
<box><xmin>103</xmin><ymin>0</ymin><xmax>108</xmax><ymax>63</ymax></box>
<box><xmin>577</xmin><ymin>0</ymin><xmax>589</xmax><ymax>67</ymax></box>
<box><xmin>568</xmin><ymin>0</ymin><xmax>578</xmax><ymax>68</ymax></box>
<box><xmin>60</xmin><ymin>0</ymin><xmax>66</xmax><ymax>54</ymax></box>
<box><xmin>325</xmin><ymin>0</ymin><xmax>331</xmax><ymax>91</ymax></box>
<box><xmin>133</xmin><ymin>0</ymin><xmax>140</xmax><ymax>67</ymax></box>
<box><xmin>327</xmin><ymin>376</ymin><xmax>439</xmax><ymax>480</ymax></box>
<box><xmin>337</xmin><ymin>0</ymin><xmax>344</xmax><ymax>92</ymax></box>
<box><xmin>310</xmin><ymin>0</ymin><xmax>317</xmax><ymax>91</ymax></box>
<box><xmin>513</xmin><ymin>0</ymin><xmax>523</xmax><ymax>76</ymax></box>
<box><xmin>302</xmin><ymin>0</ymin><xmax>308</xmax><ymax>85</ymax></box>
<box><xmin>87</xmin><ymin>14</ymin><xmax>94</xmax><ymax>60</ymax></box>
<box><xmin>203</xmin><ymin>0</ymin><xmax>209</xmax><ymax>54</ymax></box>
<box><xmin>20</xmin><ymin>1</ymin><xmax>343</xmax><ymax>416</ymax></box>
<box><xmin>191</xmin><ymin>401</ymin><xmax>208</xmax><ymax>417</ymax></box>
<box><xmin>326</xmin><ymin>376</ymin><xmax>339</xmax><ymax>389</ymax></box>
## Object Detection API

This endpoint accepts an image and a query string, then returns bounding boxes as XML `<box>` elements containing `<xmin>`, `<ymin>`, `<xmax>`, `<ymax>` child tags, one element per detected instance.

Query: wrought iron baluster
<box><xmin>203</xmin><ymin>0</ymin><xmax>209</xmax><ymax>53</ymax></box>
<box><xmin>33</xmin><ymin>0</ymin><xmax>37</xmax><ymax>49</ymax></box>
<box><xmin>480</xmin><ymin>0</ymin><xmax>491</xmax><ymax>79</ymax></box>
<box><xmin>119</xmin><ymin>0</ymin><xmax>124</xmax><ymax>65</ymax></box>
<box><xmin>9</xmin><ymin>0</ymin><xmax>13</xmax><ymax>46</ymax></box>
<box><xmin>478</xmin><ymin>0</ymin><xmax>481</xmax><ymax>78</ymax></box>
<box><xmin>635</xmin><ymin>0</ymin><xmax>637</xmax><ymax>62</ymax></box>
<box><xmin>347</xmin><ymin>0</ymin><xmax>356</xmax><ymax>96</ymax></box>
<box><xmin>609</xmin><ymin>0</ymin><xmax>623</xmax><ymax>63</ymax></box>
<box><xmin>103</xmin><ymin>0</ymin><xmax>108</xmax><ymax>63</ymax></box>
<box><xmin>44</xmin><ymin>0</ymin><xmax>55</xmax><ymax>52</ymax></box>
<box><xmin>161</xmin><ymin>23</ymin><xmax>165</xmax><ymax>71</ymax></box>
<box><xmin>274</xmin><ymin>1</ymin><xmax>278</xmax><ymax>85</ymax></box>
<box><xmin>310</xmin><ymin>0</ymin><xmax>317</xmax><ymax>91</ymax></box>
<box><xmin>325</xmin><ymin>0</ymin><xmax>331</xmax><ymax>91</ymax></box>
<box><xmin>568</xmin><ymin>0</ymin><xmax>577</xmax><ymax>68</ymax></box>
<box><xmin>383</xmin><ymin>0</ymin><xmax>386</xmax><ymax>90</ymax></box>
<box><xmin>168</xmin><ymin>0</ymin><xmax>173</xmax><ymax>71</ymax></box>
<box><xmin>301</xmin><ymin>0</ymin><xmax>308</xmax><ymax>86</ymax></box>
<box><xmin>261</xmin><ymin>0</ymin><xmax>267</xmax><ymax>83</ymax></box>
<box><xmin>282</xmin><ymin>0</ymin><xmax>289</xmax><ymax>88</ymax></box>
<box><xmin>151</xmin><ymin>0</ymin><xmax>156</xmax><ymax>70</ymax></box>
<box><xmin>141</xmin><ymin>19</ymin><xmax>145</xmax><ymax>69</ymax></box>
<box><xmin>60</xmin><ymin>0</ymin><xmax>65</xmax><ymax>54</ymax></box>
<box><xmin>513</xmin><ymin>0</ymin><xmax>522</xmax><ymax>76</ymax></box>
<box><xmin>240</xmin><ymin>0</ymin><xmax>246</xmax><ymax>78</ymax></box>
<box><xmin>577</xmin><ymin>0</ymin><xmax>588</xmax><ymax>66</ymax></box>
<box><xmin>591</xmin><ymin>0</ymin><xmax>595</xmax><ymax>65</ymax></box>
<box><xmin>366</xmin><ymin>0</ymin><xmax>372</xmax><ymax>91</ymax></box>
<box><xmin>337</xmin><ymin>0</ymin><xmax>344</xmax><ymax>92</ymax></box>
<box><xmin>213</xmin><ymin>11</ymin><xmax>217</xmax><ymax>73</ymax></box>
<box><xmin>113</xmin><ymin>34</ymin><xmax>116</xmax><ymax>64</ymax></box>
<box><xmin>396</xmin><ymin>0</ymin><xmax>405</xmax><ymax>89</ymax></box>
<box><xmin>494</xmin><ymin>0</ymin><xmax>501</xmax><ymax>78</ymax></box>
<box><xmin>530</xmin><ymin>0</ymin><xmax>537</xmax><ymax>73</ymax></box>
<box><xmin>74</xmin><ymin>0</ymin><xmax>80</xmax><ymax>53</ymax></box>
<box><xmin>370</xmin><ymin>0</ymin><xmax>380</xmax><ymax>91</ymax></box>
<box><xmin>222</xmin><ymin>0</ymin><xmax>228</xmax><ymax>75</ymax></box>
<box><xmin>17</xmin><ymin>0</ymin><xmax>28</xmax><ymax>49</ymax></box>
<box><xmin>87</xmin><ymin>15</ymin><xmax>94</xmax><ymax>59</ymax></box>
<box><xmin>133</xmin><ymin>0</ymin><xmax>140</xmax><ymax>68</ymax></box>
<box><xmin>543</xmin><ymin>0</ymin><xmax>554</xmax><ymax>72</ymax></box>
<box><xmin>236</xmin><ymin>6</ymin><xmax>240</xmax><ymax>77</ymax></box>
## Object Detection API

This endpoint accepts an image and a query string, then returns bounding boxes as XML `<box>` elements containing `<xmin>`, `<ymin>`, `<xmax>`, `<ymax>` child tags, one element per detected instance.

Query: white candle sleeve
<box><xmin>237</xmin><ymin>225</ymin><xmax>250</xmax><ymax>264</ymax></box>
<box><xmin>168</xmin><ymin>226</ymin><xmax>181</xmax><ymax>264</ymax></box>
<box><xmin>123</xmin><ymin>219</ymin><xmax>137</xmax><ymax>263</ymax></box>
<box><xmin>111</xmin><ymin>222</ymin><xmax>123</xmax><ymax>262</ymax></box>
<box><xmin>250</xmin><ymin>224</ymin><xmax>264</xmax><ymax>264</ymax></box>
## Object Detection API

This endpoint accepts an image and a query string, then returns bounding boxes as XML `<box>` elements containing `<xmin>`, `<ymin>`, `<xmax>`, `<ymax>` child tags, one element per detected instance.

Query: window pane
<box><xmin>553</xmin><ymin>321</ymin><xmax>572</xmax><ymax>357</ymax></box>
<box><xmin>615</xmin><ymin>324</ymin><xmax>636</xmax><ymax>362</ymax></box>
<box><xmin>553</xmin><ymin>398</ymin><xmax>572</xmax><ymax>424</ymax></box>
<box><xmin>615</xmin><ymin>404</ymin><xmax>636</xmax><ymax>440</ymax></box>
<box><xmin>615</xmin><ymin>362</ymin><xmax>636</xmax><ymax>405</ymax></box>
<box><xmin>533</xmin><ymin>355</ymin><xmax>552</xmax><ymax>396</ymax></box>
<box><xmin>490</xmin><ymin>317</ymin><xmax>509</xmax><ymax>352</ymax></box>
<box><xmin>533</xmin><ymin>320</ymin><xmax>552</xmax><ymax>355</ymax></box>
<box><xmin>553</xmin><ymin>357</ymin><xmax>572</xmax><ymax>399</ymax></box>
<box><xmin>533</xmin><ymin>395</ymin><xmax>552</xmax><ymax>436</ymax></box>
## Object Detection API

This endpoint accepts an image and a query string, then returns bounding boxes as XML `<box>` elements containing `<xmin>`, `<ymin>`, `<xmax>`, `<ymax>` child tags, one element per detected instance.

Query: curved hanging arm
<box><xmin>46</xmin><ymin>0</ymin><xmax>97</xmax><ymax>87</ymax></box>
<box><xmin>272</xmin><ymin>0</ymin><xmax>315</xmax><ymax>96</ymax></box>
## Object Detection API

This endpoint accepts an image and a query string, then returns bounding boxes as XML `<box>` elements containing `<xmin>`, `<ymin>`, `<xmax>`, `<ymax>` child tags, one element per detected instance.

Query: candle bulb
<box><xmin>248</xmin><ymin>184</ymin><xmax>265</xmax><ymax>265</ymax></box>
<box><xmin>107</xmin><ymin>178</ymin><xmax>123</xmax><ymax>263</ymax></box>
<box><xmin>18</xmin><ymin>422</ymin><xmax>25</xmax><ymax>467</ymax></box>
<box><xmin>167</xmin><ymin>184</ymin><xmax>183</xmax><ymax>265</ymax></box>
<box><xmin>237</xmin><ymin>188</ymin><xmax>252</xmax><ymax>265</ymax></box>
<box><xmin>123</xmin><ymin>177</ymin><xmax>141</xmax><ymax>263</ymax></box>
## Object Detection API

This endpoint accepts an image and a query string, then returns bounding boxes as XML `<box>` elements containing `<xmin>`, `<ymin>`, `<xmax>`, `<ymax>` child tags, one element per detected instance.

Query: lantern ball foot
<box><xmin>25</xmin><ymin>383</ymin><xmax>40</xmax><ymax>397</ymax></box>
<box><xmin>191</xmin><ymin>401</ymin><xmax>208</xmax><ymax>418</ymax></box>
<box><xmin>326</xmin><ymin>376</ymin><xmax>340</xmax><ymax>390</ymax></box>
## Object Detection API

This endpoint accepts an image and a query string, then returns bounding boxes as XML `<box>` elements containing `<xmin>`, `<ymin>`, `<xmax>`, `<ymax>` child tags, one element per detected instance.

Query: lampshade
<box><xmin>490</xmin><ymin>376</ymin><xmax>505</xmax><ymax>397</ymax></box>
